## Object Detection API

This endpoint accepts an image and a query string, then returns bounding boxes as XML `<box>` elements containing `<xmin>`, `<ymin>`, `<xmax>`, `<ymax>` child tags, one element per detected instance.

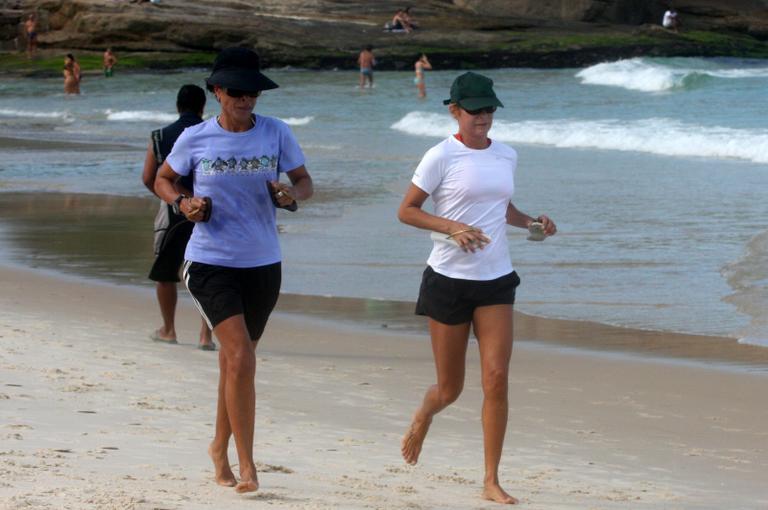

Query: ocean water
<box><xmin>1</xmin><ymin>57</ymin><xmax>767</xmax><ymax>347</ymax></box>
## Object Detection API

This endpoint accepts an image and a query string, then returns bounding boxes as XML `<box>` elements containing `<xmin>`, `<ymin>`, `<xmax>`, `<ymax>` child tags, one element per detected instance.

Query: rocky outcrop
<box><xmin>3</xmin><ymin>0</ymin><xmax>768</xmax><ymax>69</ymax></box>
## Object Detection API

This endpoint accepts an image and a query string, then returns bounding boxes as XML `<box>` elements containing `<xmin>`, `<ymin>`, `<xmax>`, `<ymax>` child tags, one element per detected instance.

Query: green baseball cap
<box><xmin>442</xmin><ymin>72</ymin><xmax>504</xmax><ymax>110</ymax></box>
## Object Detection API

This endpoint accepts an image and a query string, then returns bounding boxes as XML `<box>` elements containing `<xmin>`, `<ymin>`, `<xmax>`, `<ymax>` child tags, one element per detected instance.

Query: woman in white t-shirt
<box><xmin>154</xmin><ymin>47</ymin><xmax>313</xmax><ymax>494</ymax></box>
<box><xmin>397</xmin><ymin>72</ymin><xmax>556</xmax><ymax>505</ymax></box>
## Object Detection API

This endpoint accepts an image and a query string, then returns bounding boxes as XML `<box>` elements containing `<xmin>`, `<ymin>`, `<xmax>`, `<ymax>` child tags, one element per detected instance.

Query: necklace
<box><xmin>216</xmin><ymin>114</ymin><xmax>256</xmax><ymax>131</ymax></box>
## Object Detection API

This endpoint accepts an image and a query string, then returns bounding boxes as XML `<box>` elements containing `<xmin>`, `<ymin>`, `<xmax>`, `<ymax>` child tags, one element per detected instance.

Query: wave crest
<box><xmin>280</xmin><ymin>116</ymin><xmax>314</xmax><ymax>126</ymax></box>
<box><xmin>0</xmin><ymin>108</ymin><xmax>72</xmax><ymax>120</ymax></box>
<box><xmin>104</xmin><ymin>109</ymin><xmax>177</xmax><ymax>122</ymax></box>
<box><xmin>391</xmin><ymin>111</ymin><xmax>768</xmax><ymax>163</ymax></box>
<box><xmin>576</xmin><ymin>58</ymin><xmax>768</xmax><ymax>92</ymax></box>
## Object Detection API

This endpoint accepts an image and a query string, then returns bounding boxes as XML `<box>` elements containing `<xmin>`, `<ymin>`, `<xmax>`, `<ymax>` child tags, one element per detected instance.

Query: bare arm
<box><xmin>154</xmin><ymin>162</ymin><xmax>206</xmax><ymax>222</ymax></box>
<box><xmin>270</xmin><ymin>165</ymin><xmax>313</xmax><ymax>207</ymax></box>
<box><xmin>140</xmin><ymin>143</ymin><xmax>159</xmax><ymax>196</ymax></box>
<box><xmin>506</xmin><ymin>202</ymin><xmax>557</xmax><ymax>236</ymax></box>
<box><xmin>397</xmin><ymin>183</ymin><xmax>490</xmax><ymax>252</ymax></box>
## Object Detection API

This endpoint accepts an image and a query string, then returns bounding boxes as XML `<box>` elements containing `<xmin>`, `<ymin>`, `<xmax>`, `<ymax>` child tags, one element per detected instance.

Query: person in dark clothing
<box><xmin>141</xmin><ymin>84</ymin><xmax>214</xmax><ymax>350</ymax></box>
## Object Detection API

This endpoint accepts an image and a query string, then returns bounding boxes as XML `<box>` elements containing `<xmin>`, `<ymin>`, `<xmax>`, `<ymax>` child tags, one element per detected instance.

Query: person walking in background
<box><xmin>357</xmin><ymin>44</ymin><xmax>376</xmax><ymax>88</ymax></box>
<box><xmin>414</xmin><ymin>53</ymin><xmax>432</xmax><ymax>98</ymax></box>
<box><xmin>397</xmin><ymin>71</ymin><xmax>556</xmax><ymax>505</ymax></box>
<box><xmin>24</xmin><ymin>14</ymin><xmax>37</xmax><ymax>58</ymax></box>
<box><xmin>154</xmin><ymin>47</ymin><xmax>313</xmax><ymax>494</ymax></box>
<box><xmin>103</xmin><ymin>48</ymin><xmax>117</xmax><ymax>77</ymax></box>
<box><xmin>141</xmin><ymin>84</ymin><xmax>214</xmax><ymax>351</ymax></box>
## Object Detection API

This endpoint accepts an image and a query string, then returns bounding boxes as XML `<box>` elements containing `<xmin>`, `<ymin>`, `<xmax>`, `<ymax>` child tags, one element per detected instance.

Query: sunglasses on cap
<box><xmin>462</xmin><ymin>106</ymin><xmax>497</xmax><ymax>115</ymax></box>
<box><xmin>225</xmin><ymin>88</ymin><xmax>261</xmax><ymax>98</ymax></box>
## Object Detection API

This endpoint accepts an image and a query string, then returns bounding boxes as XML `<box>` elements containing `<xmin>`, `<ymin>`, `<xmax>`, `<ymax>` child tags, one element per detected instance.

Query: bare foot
<box><xmin>482</xmin><ymin>483</ymin><xmax>519</xmax><ymax>505</ymax></box>
<box><xmin>235</xmin><ymin>472</ymin><xmax>259</xmax><ymax>494</ymax></box>
<box><xmin>401</xmin><ymin>414</ymin><xmax>432</xmax><ymax>465</ymax></box>
<box><xmin>208</xmin><ymin>444</ymin><xmax>236</xmax><ymax>487</ymax></box>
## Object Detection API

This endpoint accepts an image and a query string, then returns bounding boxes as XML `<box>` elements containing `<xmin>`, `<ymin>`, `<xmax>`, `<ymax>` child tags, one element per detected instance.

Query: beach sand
<box><xmin>1</xmin><ymin>264</ymin><xmax>766</xmax><ymax>509</ymax></box>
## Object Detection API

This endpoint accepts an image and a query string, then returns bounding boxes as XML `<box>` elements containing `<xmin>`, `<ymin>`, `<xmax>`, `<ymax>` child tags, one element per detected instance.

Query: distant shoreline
<box><xmin>2</xmin><ymin>29</ymin><xmax>767</xmax><ymax>78</ymax></box>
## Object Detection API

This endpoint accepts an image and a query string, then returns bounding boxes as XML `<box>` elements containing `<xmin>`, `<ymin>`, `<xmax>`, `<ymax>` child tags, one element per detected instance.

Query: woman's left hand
<box><xmin>269</xmin><ymin>181</ymin><xmax>296</xmax><ymax>207</ymax></box>
<box><xmin>536</xmin><ymin>215</ymin><xmax>557</xmax><ymax>236</ymax></box>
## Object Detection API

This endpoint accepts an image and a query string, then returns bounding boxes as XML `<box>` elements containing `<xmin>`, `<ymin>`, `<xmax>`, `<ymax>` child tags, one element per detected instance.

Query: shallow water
<box><xmin>1</xmin><ymin>57</ymin><xmax>767</xmax><ymax>346</ymax></box>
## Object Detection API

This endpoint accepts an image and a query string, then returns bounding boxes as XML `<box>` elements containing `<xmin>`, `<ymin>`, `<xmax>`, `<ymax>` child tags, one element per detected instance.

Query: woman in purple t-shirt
<box><xmin>154</xmin><ymin>47</ymin><xmax>313</xmax><ymax>495</ymax></box>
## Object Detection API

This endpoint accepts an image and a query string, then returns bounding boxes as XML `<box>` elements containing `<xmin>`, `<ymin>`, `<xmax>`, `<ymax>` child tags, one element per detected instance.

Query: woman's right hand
<box><xmin>447</xmin><ymin>223</ymin><xmax>491</xmax><ymax>253</ymax></box>
<box><xmin>182</xmin><ymin>196</ymin><xmax>208</xmax><ymax>222</ymax></box>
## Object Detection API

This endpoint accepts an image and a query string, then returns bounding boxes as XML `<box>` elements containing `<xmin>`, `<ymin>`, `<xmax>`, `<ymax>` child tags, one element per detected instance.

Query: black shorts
<box><xmin>415</xmin><ymin>266</ymin><xmax>520</xmax><ymax>325</ymax></box>
<box><xmin>148</xmin><ymin>214</ymin><xmax>194</xmax><ymax>283</ymax></box>
<box><xmin>183</xmin><ymin>261</ymin><xmax>281</xmax><ymax>340</ymax></box>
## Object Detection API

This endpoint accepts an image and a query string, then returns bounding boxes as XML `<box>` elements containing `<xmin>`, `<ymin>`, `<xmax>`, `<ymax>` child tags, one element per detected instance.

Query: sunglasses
<box><xmin>463</xmin><ymin>106</ymin><xmax>497</xmax><ymax>115</ymax></box>
<box><xmin>225</xmin><ymin>88</ymin><xmax>261</xmax><ymax>98</ymax></box>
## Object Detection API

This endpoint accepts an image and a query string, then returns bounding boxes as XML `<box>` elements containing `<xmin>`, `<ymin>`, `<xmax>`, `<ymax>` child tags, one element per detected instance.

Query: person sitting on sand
<box><xmin>390</xmin><ymin>8</ymin><xmax>413</xmax><ymax>32</ymax></box>
<box><xmin>154</xmin><ymin>47</ymin><xmax>313</xmax><ymax>494</ymax></box>
<box><xmin>397</xmin><ymin>71</ymin><xmax>556</xmax><ymax>505</ymax></box>
<box><xmin>402</xmin><ymin>7</ymin><xmax>419</xmax><ymax>30</ymax></box>
<box><xmin>662</xmin><ymin>7</ymin><xmax>681</xmax><ymax>32</ymax></box>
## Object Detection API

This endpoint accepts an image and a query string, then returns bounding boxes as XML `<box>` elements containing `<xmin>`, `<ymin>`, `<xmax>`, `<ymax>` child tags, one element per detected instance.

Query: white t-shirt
<box><xmin>166</xmin><ymin>115</ymin><xmax>305</xmax><ymax>268</ymax></box>
<box><xmin>663</xmin><ymin>10</ymin><xmax>677</xmax><ymax>28</ymax></box>
<box><xmin>412</xmin><ymin>135</ymin><xmax>517</xmax><ymax>280</ymax></box>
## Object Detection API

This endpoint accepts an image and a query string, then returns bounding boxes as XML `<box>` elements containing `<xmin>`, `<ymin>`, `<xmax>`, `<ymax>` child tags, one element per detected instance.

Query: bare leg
<box><xmin>213</xmin><ymin>315</ymin><xmax>258</xmax><ymax>493</ymax></box>
<box><xmin>474</xmin><ymin>305</ymin><xmax>518</xmax><ymax>505</ymax></box>
<box><xmin>155</xmin><ymin>281</ymin><xmax>177</xmax><ymax>340</ymax></box>
<box><xmin>209</xmin><ymin>346</ymin><xmax>236</xmax><ymax>487</ymax></box>
<box><xmin>359</xmin><ymin>73</ymin><xmax>365</xmax><ymax>89</ymax></box>
<box><xmin>401</xmin><ymin>319</ymin><xmax>470</xmax><ymax>464</ymax></box>
<box><xmin>199</xmin><ymin>318</ymin><xmax>214</xmax><ymax>348</ymax></box>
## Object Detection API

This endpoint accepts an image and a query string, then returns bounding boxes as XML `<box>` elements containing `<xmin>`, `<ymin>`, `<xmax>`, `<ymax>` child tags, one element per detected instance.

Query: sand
<box><xmin>1</xmin><ymin>263</ymin><xmax>766</xmax><ymax>509</ymax></box>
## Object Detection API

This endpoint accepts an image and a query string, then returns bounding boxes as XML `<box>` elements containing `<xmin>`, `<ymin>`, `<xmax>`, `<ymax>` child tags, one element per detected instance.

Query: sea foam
<box><xmin>280</xmin><ymin>116</ymin><xmax>314</xmax><ymax>126</ymax></box>
<box><xmin>391</xmin><ymin>112</ymin><xmax>768</xmax><ymax>163</ymax></box>
<box><xmin>576</xmin><ymin>58</ymin><xmax>768</xmax><ymax>92</ymax></box>
<box><xmin>104</xmin><ymin>110</ymin><xmax>177</xmax><ymax>122</ymax></box>
<box><xmin>0</xmin><ymin>108</ymin><xmax>72</xmax><ymax>120</ymax></box>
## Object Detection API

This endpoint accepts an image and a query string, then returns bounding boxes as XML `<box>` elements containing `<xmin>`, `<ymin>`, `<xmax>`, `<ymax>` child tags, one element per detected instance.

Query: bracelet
<box><xmin>446</xmin><ymin>227</ymin><xmax>476</xmax><ymax>239</ymax></box>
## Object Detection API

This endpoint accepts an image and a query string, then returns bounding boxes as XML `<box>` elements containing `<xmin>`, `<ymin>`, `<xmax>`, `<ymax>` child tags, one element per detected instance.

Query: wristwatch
<box><xmin>171</xmin><ymin>194</ymin><xmax>187</xmax><ymax>216</ymax></box>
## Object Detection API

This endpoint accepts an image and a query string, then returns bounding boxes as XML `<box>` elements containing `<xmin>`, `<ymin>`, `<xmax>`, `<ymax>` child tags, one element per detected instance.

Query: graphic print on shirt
<box><xmin>200</xmin><ymin>155</ymin><xmax>279</xmax><ymax>176</ymax></box>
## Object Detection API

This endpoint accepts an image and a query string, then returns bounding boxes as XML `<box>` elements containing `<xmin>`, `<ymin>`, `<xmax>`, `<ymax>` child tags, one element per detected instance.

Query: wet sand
<box><xmin>1</xmin><ymin>263</ymin><xmax>767</xmax><ymax>509</ymax></box>
<box><xmin>1</xmin><ymin>192</ymin><xmax>767</xmax><ymax>370</ymax></box>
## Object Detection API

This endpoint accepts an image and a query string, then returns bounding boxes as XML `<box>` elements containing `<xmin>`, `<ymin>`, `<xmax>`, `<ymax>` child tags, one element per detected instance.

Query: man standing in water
<box><xmin>103</xmin><ymin>48</ymin><xmax>117</xmax><ymax>77</ymax></box>
<box><xmin>357</xmin><ymin>45</ymin><xmax>376</xmax><ymax>88</ymax></box>
<box><xmin>141</xmin><ymin>84</ymin><xmax>214</xmax><ymax>350</ymax></box>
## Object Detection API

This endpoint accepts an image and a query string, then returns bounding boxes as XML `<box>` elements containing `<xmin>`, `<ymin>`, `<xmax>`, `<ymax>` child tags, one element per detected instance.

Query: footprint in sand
<box><xmin>256</xmin><ymin>462</ymin><xmax>294</xmax><ymax>474</ymax></box>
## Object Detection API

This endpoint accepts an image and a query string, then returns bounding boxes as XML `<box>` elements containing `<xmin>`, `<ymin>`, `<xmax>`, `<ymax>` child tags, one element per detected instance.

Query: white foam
<box><xmin>104</xmin><ymin>109</ymin><xmax>177</xmax><ymax>122</ymax></box>
<box><xmin>576</xmin><ymin>58</ymin><xmax>768</xmax><ymax>92</ymax></box>
<box><xmin>280</xmin><ymin>116</ymin><xmax>314</xmax><ymax>126</ymax></box>
<box><xmin>737</xmin><ymin>336</ymin><xmax>768</xmax><ymax>348</ymax></box>
<box><xmin>0</xmin><ymin>108</ymin><xmax>72</xmax><ymax>120</ymax></box>
<box><xmin>391</xmin><ymin>112</ymin><xmax>768</xmax><ymax>163</ymax></box>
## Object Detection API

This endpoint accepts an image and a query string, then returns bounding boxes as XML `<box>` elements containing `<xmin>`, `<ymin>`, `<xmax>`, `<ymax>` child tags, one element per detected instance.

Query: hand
<box><xmin>532</xmin><ymin>215</ymin><xmax>557</xmax><ymax>236</ymax></box>
<box><xmin>182</xmin><ymin>196</ymin><xmax>208</xmax><ymax>222</ymax></box>
<box><xmin>447</xmin><ymin>223</ymin><xmax>491</xmax><ymax>253</ymax></box>
<box><xmin>268</xmin><ymin>181</ymin><xmax>296</xmax><ymax>207</ymax></box>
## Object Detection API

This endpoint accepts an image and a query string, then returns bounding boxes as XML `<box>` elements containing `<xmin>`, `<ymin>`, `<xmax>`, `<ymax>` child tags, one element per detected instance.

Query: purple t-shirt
<box><xmin>166</xmin><ymin>115</ymin><xmax>305</xmax><ymax>267</ymax></box>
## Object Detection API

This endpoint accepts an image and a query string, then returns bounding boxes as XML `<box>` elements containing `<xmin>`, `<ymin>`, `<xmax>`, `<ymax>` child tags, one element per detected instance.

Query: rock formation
<box><xmin>2</xmin><ymin>0</ymin><xmax>767</xmax><ymax>69</ymax></box>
